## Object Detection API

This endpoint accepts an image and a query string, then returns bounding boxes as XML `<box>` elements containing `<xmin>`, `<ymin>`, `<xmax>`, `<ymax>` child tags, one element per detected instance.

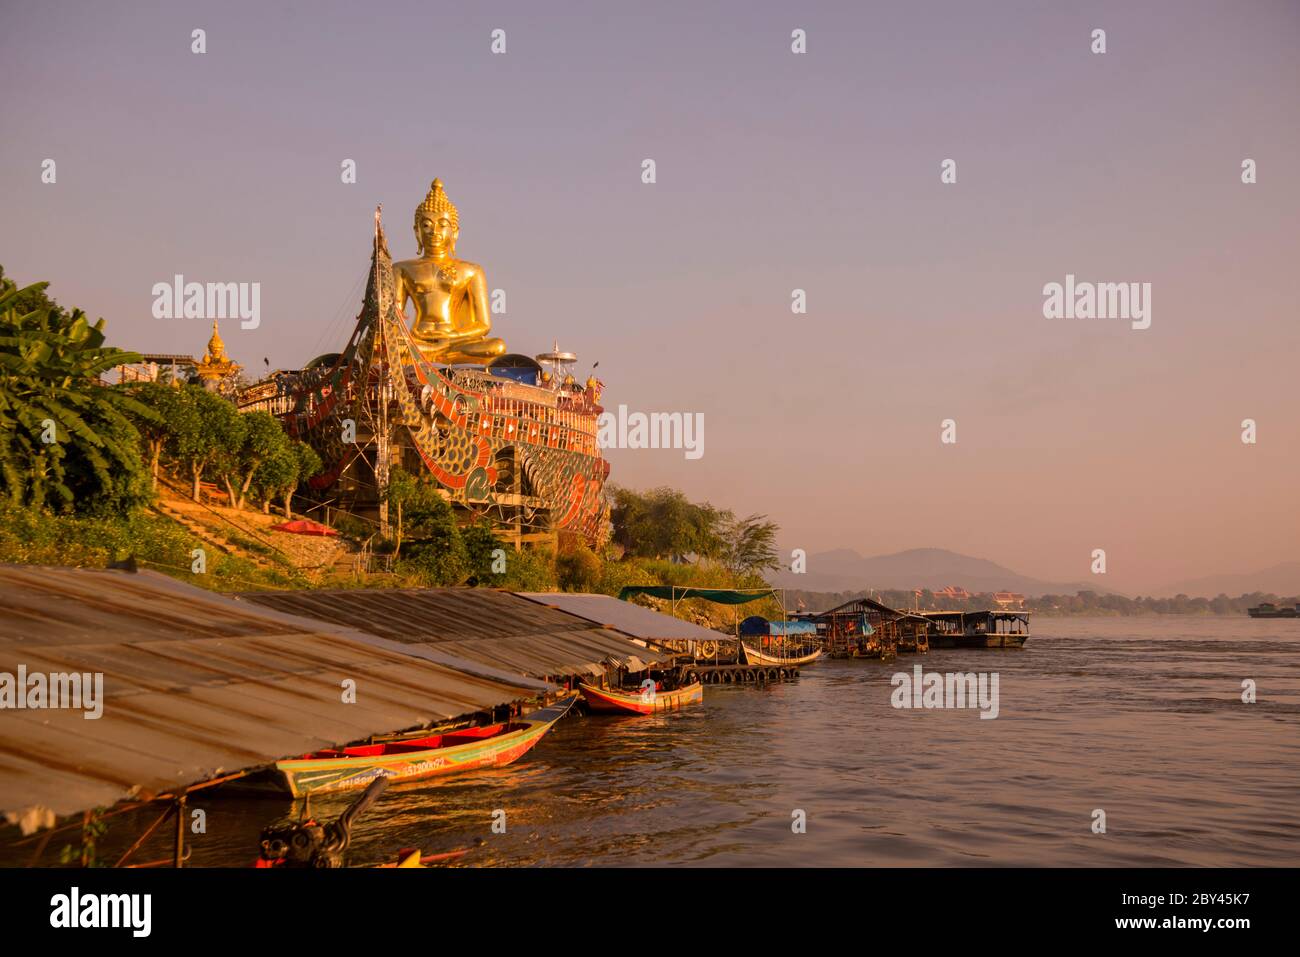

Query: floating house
<box><xmin>807</xmin><ymin>597</ymin><xmax>931</xmax><ymax>659</ymax></box>
<box><xmin>918</xmin><ymin>609</ymin><xmax>1030</xmax><ymax>648</ymax></box>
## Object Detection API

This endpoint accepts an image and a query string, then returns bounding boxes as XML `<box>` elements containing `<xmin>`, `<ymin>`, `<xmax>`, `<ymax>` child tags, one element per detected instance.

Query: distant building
<box><xmin>992</xmin><ymin>591</ymin><xmax>1026</xmax><ymax>608</ymax></box>
<box><xmin>237</xmin><ymin>371</ymin><xmax>300</xmax><ymax>415</ymax></box>
<box><xmin>935</xmin><ymin>585</ymin><xmax>972</xmax><ymax>601</ymax></box>
<box><xmin>116</xmin><ymin>320</ymin><xmax>243</xmax><ymax>396</ymax></box>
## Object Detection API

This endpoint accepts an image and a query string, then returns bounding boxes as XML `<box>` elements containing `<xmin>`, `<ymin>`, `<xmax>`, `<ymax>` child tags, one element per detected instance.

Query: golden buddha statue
<box><xmin>392</xmin><ymin>178</ymin><xmax>505</xmax><ymax>364</ymax></box>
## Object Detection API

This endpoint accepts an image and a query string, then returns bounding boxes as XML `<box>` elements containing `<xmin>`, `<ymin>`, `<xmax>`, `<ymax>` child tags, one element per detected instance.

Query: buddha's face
<box><xmin>416</xmin><ymin>213</ymin><xmax>458</xmax><ymax>258</ymax></box>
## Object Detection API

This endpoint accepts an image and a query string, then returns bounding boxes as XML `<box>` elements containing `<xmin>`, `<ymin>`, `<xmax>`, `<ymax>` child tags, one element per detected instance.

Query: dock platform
<box><xmin>681</xmin><ymin>663</ymin><xmax>800</xmax><ymax>684</ymax></box>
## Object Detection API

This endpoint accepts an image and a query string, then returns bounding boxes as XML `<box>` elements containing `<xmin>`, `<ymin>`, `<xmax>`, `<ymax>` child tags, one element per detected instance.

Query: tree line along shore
<box><xmin>0</xmin><ymin>270</ymin><xmax>785</xmax><ymax>626</ymax></box>
<box><xmin>4</xmin><ymin>269</ymin><xmax>1286</xmax><ymax>619</ymax></box>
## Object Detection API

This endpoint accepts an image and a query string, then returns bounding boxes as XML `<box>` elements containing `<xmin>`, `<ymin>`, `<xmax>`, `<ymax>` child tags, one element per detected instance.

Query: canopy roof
<box><xmin>738</xmin><ymin>616</ymin><xmax>818</xmax><ymax>637</ymax></box>
<box><xmin>240</xmin><ymin>588</ymin><xmax>673</xmax><ymax>678</ymax></box>
<box><xmin>519</xmin><ymin>592</ymin><xmax>727</xmax><ymax>644</ymax></box>
<box><xmin>617</xmin><ymin>586</ymin><xmax>778</xmax><ymax>606</ymax></box>
<box><xmin>818</xmin><ymin>596</ymin><xmax>932</xmax><ymax>622</ymax></box>
<box><xmin>0</xmin><ymin>567</ymin><xmax>545</xmax><ymax>832</ymax></box>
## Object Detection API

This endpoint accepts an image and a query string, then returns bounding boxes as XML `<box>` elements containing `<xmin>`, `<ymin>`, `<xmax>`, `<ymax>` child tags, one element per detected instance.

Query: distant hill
<box><xmin>770</xmin><ymin>547</ymin><xmax>1109</xmax><ymax>597</ymax></box>
<box><xmin>1152</xmin><ymin>561</ymin><xmax>1300</xmax><ymax>599</ymax></box>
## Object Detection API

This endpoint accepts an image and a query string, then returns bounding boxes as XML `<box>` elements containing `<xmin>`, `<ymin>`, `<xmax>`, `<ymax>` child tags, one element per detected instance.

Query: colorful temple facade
<box><xmin>237</xmin><ymin>179</ymin><xmax>610</xmax><ymax>546</ymax></box>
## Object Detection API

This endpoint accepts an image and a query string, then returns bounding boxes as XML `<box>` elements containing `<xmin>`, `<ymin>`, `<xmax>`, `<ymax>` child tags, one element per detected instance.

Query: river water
<box><xmin>43</xmin><ymin>616</ymin><xmax>1300</xmax><ymax>867</ymax></box>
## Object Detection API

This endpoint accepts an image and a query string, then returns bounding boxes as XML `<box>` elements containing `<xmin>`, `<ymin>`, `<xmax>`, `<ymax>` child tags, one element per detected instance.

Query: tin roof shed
<box><xmin>0</xmin><ymin>566</ymin><xmax>546</xmax><ymax>831</ymax></box>
<box><xmin>239</xmin><ymin>588</ymin><xmax>671</xmax><ymax>678</ymax></box>
<box><xmin>516</xmin><ymin>592</ymin><xmax>729</xmax><ymax>645</ymax></box>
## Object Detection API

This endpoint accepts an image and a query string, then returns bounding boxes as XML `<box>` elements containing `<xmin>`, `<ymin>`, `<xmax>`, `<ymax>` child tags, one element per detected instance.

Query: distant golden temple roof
<box><xmin>196</xmin><ymin>318</ymin><xmax>239</xmax><ymax>381</ymax></box>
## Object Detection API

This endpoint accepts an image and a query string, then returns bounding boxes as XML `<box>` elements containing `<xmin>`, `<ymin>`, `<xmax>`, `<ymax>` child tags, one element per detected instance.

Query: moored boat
<box><xmin>954</xmin><ymin>632</ymin><xmax>1027</xmax><ymax>649</ymax></box>
<box><xmin>579</xmin><ymin>680</ymin><xmax>703</xmax><ymax>715</ymax></box>
<box><xmin>917</xmin><ymin>610</ymin><xmax>1031</xmax><ymax>648</ymax></box>
<box><xmin>273</xmin><ymin>694</ymin><xmax>576</xmax><ymax>798</ymax></box>
<box><xmin>1247</xmin><ymin>602</ymin><xmax>1299</xmax><ymax>618</ymax></box>
<box><xmin>737</xmin><ymin>615</ymin><xmax>822</xmax><ymax>666</ymax></box>
<box><xmin>740</xmin><ymin>642</ymin><xmax>823</xmax><ymax>666</ymax></box>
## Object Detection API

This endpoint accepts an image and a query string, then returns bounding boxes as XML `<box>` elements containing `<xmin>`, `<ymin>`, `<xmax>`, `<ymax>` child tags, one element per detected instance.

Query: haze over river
<box><xmin>43</xmin><ymin>617</ymin><xmax>1300</xmax><ymax>868</ymax></box>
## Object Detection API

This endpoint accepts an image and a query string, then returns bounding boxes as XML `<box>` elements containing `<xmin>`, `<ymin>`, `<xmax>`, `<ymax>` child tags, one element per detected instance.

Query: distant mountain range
<box><xmin>770</xmin><ymin>547</ymin><xmax>1106</xmax><ymax>597</ymax></box>
<box><xmin>770</xmin><ymin>547</ymin><xmax>1300</xmax><ymax>599</ymax></box>
<box><xmin>1151</xmin><ymin>561</ymin><xmax>1300</xmax><ymax>599</ymax></box>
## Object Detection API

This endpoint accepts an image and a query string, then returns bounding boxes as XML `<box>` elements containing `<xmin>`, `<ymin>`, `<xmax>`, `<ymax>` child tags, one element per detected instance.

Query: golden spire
<box><xmin>415</xmin><ymin>178</ymin><xmax>458</xmax><ymax>229</ymax></box>
<box><xmin>196</xmin><ymin>318</ymin><xmax>239</xmax><ymax>385</ymax></box>
<box><xmin>206</xmin><ymin>319</ymin><xmax>227</xmax><ymax>361</ymax></box>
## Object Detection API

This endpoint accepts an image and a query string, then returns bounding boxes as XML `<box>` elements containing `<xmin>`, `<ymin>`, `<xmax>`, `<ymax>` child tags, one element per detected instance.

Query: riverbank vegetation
<box><xmin>17</xmin><ymin>268</ymin><xmax>1257</xmax><ymax>617</ymax></box>
<box><xmin>0</xmin><ymin>269</ymin><xmax>784</xmax><ymax>609</ymax></box>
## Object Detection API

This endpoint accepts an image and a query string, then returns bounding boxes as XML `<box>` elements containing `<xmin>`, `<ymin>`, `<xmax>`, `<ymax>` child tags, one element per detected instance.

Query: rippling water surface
<box><xmin>162</xmin><ymin>618</ymin><xmax>1300</xmax><ymax>866</ymax></box>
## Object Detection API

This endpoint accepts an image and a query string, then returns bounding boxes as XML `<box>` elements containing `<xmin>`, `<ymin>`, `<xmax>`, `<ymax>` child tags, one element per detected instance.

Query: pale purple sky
<box><xmin>2</xmin><ymin>1</ymin><xmax>1297</xmax><ymax>592</ymax></box>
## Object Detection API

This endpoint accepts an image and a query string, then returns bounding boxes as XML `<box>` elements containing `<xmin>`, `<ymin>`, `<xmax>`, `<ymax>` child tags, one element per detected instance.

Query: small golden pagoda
<box><xmin>195</xmin><ymin>319</ymin><xmax>240</xmax><ymax>387</ymax></box>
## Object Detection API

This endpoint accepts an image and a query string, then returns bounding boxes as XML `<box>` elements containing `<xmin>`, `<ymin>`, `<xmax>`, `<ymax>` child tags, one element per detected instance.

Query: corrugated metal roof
<box><xmin>821</xmin><ymin>596</ymin><xmax>931</xmax><ymax>621</ymax></box>
<box><xmin>239</xmin><ymin>588</ymin><xmax>671</xmax><ymax>678</ymax></box>
<box><xmin>0</xmin><ymin>566</ymin><xmax>547</xmax><ymax>829</ymax></box>
<box><xmin>516</xmin><ymin>592</ymin><xmax>729</xmax><ymax>643</ymax></box>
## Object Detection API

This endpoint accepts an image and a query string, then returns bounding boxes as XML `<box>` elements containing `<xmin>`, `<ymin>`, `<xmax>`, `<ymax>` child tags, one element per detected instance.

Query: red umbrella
<box><xmin>270</xmin><ymin>519</ymin><xmax>339</xmax><ymax>537</ymax></box>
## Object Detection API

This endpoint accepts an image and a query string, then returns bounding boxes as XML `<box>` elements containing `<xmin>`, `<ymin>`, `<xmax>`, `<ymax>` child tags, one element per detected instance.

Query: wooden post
<box><xmin>174</xmin><ymin>794</ymin><xmax>187</xmax><ymax>868</ymax></box>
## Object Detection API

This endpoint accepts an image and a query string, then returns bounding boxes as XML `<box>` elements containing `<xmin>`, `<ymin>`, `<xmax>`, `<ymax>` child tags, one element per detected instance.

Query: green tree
<box><xmin>557</xmin><ymin>540</ymin><xmax>602</xmax><ymax>591</ymax></box>
<box><xmin>171</xmin><ymin>386</ymin><xmax>245</xmax><ymax>501</ymax></box>
<box><xmin>0</xmin><ymin>266</ymin><xmax>68</xmax><ymax>322</ymax></box>
<box><xmin>0</xmin><ymin>275</ymin><xmax>156</xmax><ymax>513</ymax></box>
<box><xmin>397</xmin><ymin>478</ymin><xmax>467</xmax><ymax>584</ymax></box>
<box><xmin>252</xmin><ymin>445</ymin><xmax>297</xmax><ymax>515</ymax></box>
<box><xmin>497</xmin><ymin>545</ymin><xmax>558</xmax><ymax>591</ymax></box>
<box><xmin>608</xmin><ymin>485</ymin><xmax>729</xmax><ymax>560</ymax></box>
<box><xmin>384</xmin><ymin>465</ymin><xmax>420</xmax><ymax>556</ymax></box>
<box><xmin>250</xmin><ymin>439</ymin><xmax>319</xmax><ymax>518</ymax></box>
<box><xmin>219</xmin><ymin>411</ymin><xmax>289</xmax><ymax>509</ymax></box>
<box><xmin>724</xmin><ymin>513</ymin><xmax>780</xmax><ymax>576</ymax></box>
<box><xmin>126</xmin><ymin>381</ymin><xmax>197</xmax><ymax>491</ymax></box>
<box><xmin>289</xmin><ymin>442</ymin><xmax>322</xmax><ymax>517</ymax></box>
<box><xmin>461</xmin><ymin>519</ymin><xmax>504</xmax><ymax>582</ymax></box>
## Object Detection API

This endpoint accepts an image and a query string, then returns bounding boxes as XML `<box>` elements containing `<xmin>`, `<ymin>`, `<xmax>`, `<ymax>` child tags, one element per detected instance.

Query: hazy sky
<box><xmin>2</xmin><ymin>1</ymin><xmax>1297</xmax><ymax>592</ymax></box>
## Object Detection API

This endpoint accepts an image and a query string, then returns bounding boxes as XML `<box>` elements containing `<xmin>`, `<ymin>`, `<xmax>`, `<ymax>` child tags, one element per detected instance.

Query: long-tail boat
<box><xmin>272</xmin><ymin>695</ymin><xmax>576</xmax><ymax>798</ymax></box>
<box><xmin>740</xmin><ymin>642</ymin><xmax>823</xmax><ymax>666</ymax></box>
<box><xmin>738</xmin><ymin>616</ymin><xmax>823</xmax><ymax>665</ymax></box>
<box><xmin>579</xmin><ymin>680</ymin><xmax>703</xmax><ymax>716</ymax></box>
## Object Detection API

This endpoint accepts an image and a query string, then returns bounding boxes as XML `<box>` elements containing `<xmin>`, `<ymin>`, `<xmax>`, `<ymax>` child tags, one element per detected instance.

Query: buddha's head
<box><xmin>415</xmin><ymin>178</ymin><xmax>459</xmax><ymax>258</ymax></box>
